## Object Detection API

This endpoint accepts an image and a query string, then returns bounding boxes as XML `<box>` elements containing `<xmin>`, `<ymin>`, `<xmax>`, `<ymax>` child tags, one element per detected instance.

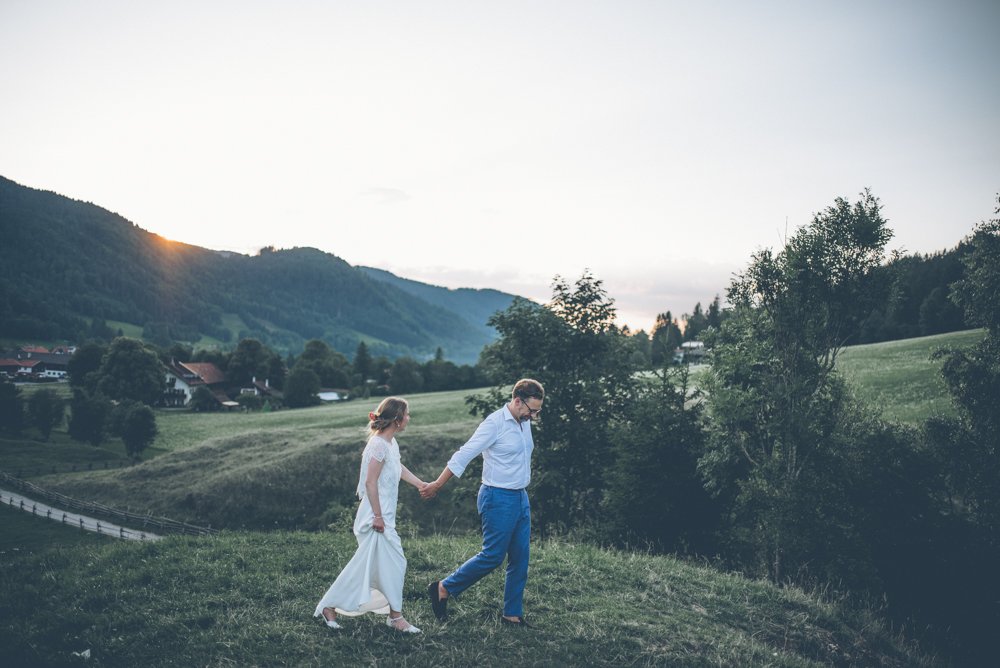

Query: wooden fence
<box><xmin>0</xmin><ymin>470</ymin><xmax>219</xmax><ymax>537</ymax></box>
<box><xmin>2</xmin><ymin>490</ymin><xmax>159</xmax><ymax>541</ymax></box>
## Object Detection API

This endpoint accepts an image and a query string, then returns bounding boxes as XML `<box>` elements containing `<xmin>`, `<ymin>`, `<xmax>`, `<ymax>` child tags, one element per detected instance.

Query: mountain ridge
<box><xmin>0</xmin><ymin>175</ymin><xmax>516</xmax><ymax>363</ymax></box>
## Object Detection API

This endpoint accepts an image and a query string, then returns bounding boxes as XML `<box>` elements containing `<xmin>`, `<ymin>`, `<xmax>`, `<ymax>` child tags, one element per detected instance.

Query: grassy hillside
<box><xmin>27</xmin><ymin>390</ymin><xmax>488</xmax><ymax>533</ymax></box>
<box><xmin>835</xmin><ymin>329</ymin><xmax>985</xmax><ymax>425</ymax></box>
<box><xmin>5</xmin><ymin>329</ymin><xmax>984</xmax><ymax>530</ymax></box>
<box><xmin>0</xmin><ymin>529</ymin><xmax>935</xmax><ymax>667</ymax></box>
<box><xmin>3</xmin><ymin>333</ymin><xmax>982</xmax><ymax>665</ymax></box>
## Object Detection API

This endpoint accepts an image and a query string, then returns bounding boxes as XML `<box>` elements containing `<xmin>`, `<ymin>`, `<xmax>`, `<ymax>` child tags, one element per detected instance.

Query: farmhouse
<box><xmin>240</xmin><ymin>376</ymin><xmax>283</xmax><ymax>401</ymax></box>
<box><xmin>16</xmin><ymin>352</ymin><xmax>70</xmax><ymax>378</ymax></box>
<box><xmin>674</xmin><ymin>340</ymin><xmax>708</xmax><ymax>364</ymax></box>
<box><xmin>163</xmin><ymin>360</ymin><xmax>236</xmax><ymax>408</ymax></box>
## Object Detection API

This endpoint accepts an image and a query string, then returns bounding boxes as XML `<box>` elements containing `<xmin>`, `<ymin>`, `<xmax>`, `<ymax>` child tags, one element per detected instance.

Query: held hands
<box><xmin>419</xmin><ymin>481</ymin><xmax>439</xmax><ymax>500</ymax></box>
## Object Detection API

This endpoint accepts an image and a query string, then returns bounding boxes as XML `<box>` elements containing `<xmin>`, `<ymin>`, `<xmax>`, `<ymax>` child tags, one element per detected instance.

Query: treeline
<box><xmin>475</xmin><ymin>191</ymin><xmax>998</xmax><ymax>664</ymax></box>
<box><xmin>0</xmin><ymin>335</ymin><xmax>491</xmax><ymax>456</ymax></box>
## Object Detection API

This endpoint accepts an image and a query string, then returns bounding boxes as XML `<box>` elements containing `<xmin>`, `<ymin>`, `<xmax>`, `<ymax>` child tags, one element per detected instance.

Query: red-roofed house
<box><xmin>163</xmin><ymin>361</ymin><xmax>236</xmax><ymax>408</ymax></box>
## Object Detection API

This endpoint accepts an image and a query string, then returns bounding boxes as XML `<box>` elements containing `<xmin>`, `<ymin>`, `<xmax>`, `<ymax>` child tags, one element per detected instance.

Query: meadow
<box><xmin>0</xmin><ymin>331</ymin><xmax>980</xmax><ymax>666</ymax></box>
<box><xmin>1</xmin><ymin>521</ymin><xmax>934</xmax><ymax>667</ymax></box>
<box><xmin>834</xmin><ymin>329</ymin><xmax>985</xmax><ymax>425</ymax></box>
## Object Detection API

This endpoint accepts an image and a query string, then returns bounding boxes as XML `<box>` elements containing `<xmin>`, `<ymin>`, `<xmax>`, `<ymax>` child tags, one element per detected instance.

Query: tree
<box><xmin>28</xmin><ymin>388</ymin><xmax>64</xmax><ymax>441</ymax></box>
<box><xmin>353</xmin><ymin>341</ymin><xmax>373</xmax><ymax>384</ymax></box>
<box><xmin>0</xmin><ymin>381</ymin><xmax>24</xmax><ymax>434</ymax></box>
<box><xmin>228</xmin><ymin>338</ymin><xmax>283</xmax><ymax>387</ymax></box>
<box><xmin>605</xmin><ymin>366</ymin><xmax>718</xmax><ymax>554</ymax></box>
<box><xmin>682</xmin><ymin>302</ymin><xmax>708</xmax><ymax>341</ymax></box>
<box><xmin>188</xmin><ymin>386</ymin><xmax>219</xmax><ymax>412</ymax></box>
<box><xmin>284</xmin><ymin>366</ymin><xmax>321</xmax><ymax>408</ymax></box>
<box><xmin>295</xmin><ymin>339</ymin><xmax>351</xmax><ymax>388</ymax></box>
<box><xmin>476</xmin><ymin>272</ymin><xmax>638</xmax><ymax>532</ymax></box>
<box><xmin>119</xmin><ymin>403</ymin><xmax>157</xmax><ymax>460</ymax></box>
<box><xmin>388</xmin><ymin>357</ymin><xmax>424</xmax><ymax>394</ymax></box>
<box><xmin>96</xmin><ymin>337</ymin><xmax>164</xmax><ymax>405</ymax></box>
<box><xmin>931</xmin><ymin>198</ymin><xmax>1000</xmax><ymax>540</ymax></box>
<box><xmin>702</xmin><ymin>190</ymin><xmax>892</xmax><ymax>582</ymax></box>
<box><xmin>68</xmin><ymin>390</ymin><xmax>111</xmax><ymax>447</ymax></box>
<box><xmin>67</xmin><ymin>341</ymin><xmax>106</xmax><ymax>391</ymax></box>
<box><xmin>706</xmin><ymin>294</ymin><xmax>723</xmax><ymax>329</ymax></box>
<box><xmin>650</xmin><ymin>311</ymin><xmax>682</xmax><ymax>366</ymax></box>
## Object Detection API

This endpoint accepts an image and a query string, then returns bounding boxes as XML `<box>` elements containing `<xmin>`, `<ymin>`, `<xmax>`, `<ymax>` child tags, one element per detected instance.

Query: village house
<box><xmin>163</xmin><ymin>360</ymin><xmax>237</xmax><ymax>409</ymax></box>
<box><xmin>240</xmin><ymin>376</ymin><xmax>282</xmax><ymax>401</ymax></box>
<box><xmin>674</xmin><ymin>340</ymin><xmax>708</xmax><ymax>365</ymax></box>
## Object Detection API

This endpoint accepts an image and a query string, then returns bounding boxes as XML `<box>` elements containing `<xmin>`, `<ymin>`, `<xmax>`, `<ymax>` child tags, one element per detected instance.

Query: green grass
<box><xmin>0</xmin><ymin>433</ymin><xmax>132</xmax><ymax>477</ymax></box>
<box><xmin>2</xmin><ymin>340</ymin><xmax>974</xmax><ymax>665</ymax></box>
<box><xmin>154</xmin><ymin>387</ymin><xmax>486</xmax><ymax>453</ymax></box>
<box><xmin>105</xmin><ymin>319</ymin><xmax>144</xmax><ymax>338</ymax></box>
<box><xmin>835</xmin><ymin>329</ymin><xmax>985</xmax><ymax>425</ymax></box>
<box><xmin>0</xmin><ymin>502</ymin><xmax>108</xmax><ymax>554</ymax></box>
<box><xmin>16</xmin><ymin>389</ymin><xmax>489</xmax><ymax>532</ymax></box>
<box><xmin>0</xmin><ymin>530</ymin><xmax>935</xmax><ymax>667</ymax></box>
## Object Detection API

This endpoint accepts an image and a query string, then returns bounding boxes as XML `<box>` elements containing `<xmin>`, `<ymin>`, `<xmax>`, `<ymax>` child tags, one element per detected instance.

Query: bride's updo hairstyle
<box><xmin>368</xmin><ymin>396</ymin><xmax>409</xmax><ymax>434</ymax></box>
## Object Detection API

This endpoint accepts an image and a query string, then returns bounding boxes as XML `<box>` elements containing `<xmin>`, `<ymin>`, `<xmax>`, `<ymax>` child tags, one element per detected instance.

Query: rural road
<box><xmin>1</xmin><ymin>488</ymin><xmax>161</xmax><ymax>541</ymax></box>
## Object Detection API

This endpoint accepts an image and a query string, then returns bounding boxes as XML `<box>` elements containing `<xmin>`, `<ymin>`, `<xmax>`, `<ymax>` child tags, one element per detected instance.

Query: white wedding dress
<box><xmin>314</xmin><ymin>435</ymin><xmax>407</xmax><ymax>617</ymax></box>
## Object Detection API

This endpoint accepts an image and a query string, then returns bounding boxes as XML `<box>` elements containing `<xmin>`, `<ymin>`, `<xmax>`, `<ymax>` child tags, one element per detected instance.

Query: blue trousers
<box><xmin>442</xmin><ymin>484</ymin><xmax>531</xmax><ymax>617</ymax></box>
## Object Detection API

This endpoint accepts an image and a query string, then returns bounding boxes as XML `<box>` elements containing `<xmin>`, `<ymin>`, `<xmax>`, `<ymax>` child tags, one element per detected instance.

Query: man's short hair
<box><xmin>512</xmin><ymin>378</ymin><xmax>544</xmax><ymax>401</ymax></box>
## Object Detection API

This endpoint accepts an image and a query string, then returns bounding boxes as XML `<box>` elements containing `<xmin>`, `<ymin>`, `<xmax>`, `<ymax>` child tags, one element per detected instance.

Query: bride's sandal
<box><xmin>320</xmin><ymin>608</ymin><xmax>342</xmax><ymax>629</ymax></box>
<box><xmin>386</xmin><ymin>615</ymin><xmax>421</xmax><ymax>634</ymax></box>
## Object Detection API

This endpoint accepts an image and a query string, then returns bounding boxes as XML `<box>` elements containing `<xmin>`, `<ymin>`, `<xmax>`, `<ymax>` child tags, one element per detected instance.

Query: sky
<box><xmin>2</xmin><ymin>0</ymin><xmax>998</xmax><ymax>332</ymax></box>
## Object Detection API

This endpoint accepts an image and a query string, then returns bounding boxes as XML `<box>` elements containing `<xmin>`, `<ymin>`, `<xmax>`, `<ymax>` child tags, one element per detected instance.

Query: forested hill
<box><xmin>0</xmin><ymin>175</ymin><xmax>516</xmax><ymax>363</ymax></box>
<box><xmin>359</xmin><ymin>266</ymin><xmax>516</xmax><ymax>339</ymax></box>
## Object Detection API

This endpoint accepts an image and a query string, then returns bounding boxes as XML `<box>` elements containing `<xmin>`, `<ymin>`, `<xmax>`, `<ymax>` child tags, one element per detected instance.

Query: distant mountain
<box><xmin>359</xmin><ymin>266</ymin><xmax>517</xmax><ymax>340</ymax></box>
<box><xmin>0</xmin><ymin>176</ymin><xmax>517</xmax><ymax>364</ymax></box>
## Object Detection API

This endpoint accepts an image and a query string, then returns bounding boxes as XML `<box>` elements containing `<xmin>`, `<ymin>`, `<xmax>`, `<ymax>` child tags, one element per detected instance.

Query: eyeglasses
<box><xmin>520</xmin><ymin>398</ymin><xmax>542</xmax><ymax>416</ymax></box>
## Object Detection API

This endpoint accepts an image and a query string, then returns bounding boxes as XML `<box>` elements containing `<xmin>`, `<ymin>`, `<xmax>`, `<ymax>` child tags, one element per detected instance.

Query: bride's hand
<box><xmin>373</xmin><ymin>516</ymin><xmax>385</xmax><ymax>533</ymax></box>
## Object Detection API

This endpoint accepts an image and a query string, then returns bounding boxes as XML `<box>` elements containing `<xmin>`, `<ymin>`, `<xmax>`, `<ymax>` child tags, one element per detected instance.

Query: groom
<box><xmin>419</xmin><ymin>378</ymin><xmax>544</xmax><ymax>627</ymax></box>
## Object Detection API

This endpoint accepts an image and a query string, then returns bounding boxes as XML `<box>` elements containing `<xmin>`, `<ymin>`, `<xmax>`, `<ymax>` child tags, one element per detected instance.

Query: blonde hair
<box><xmin>368</xmin><ymin>396</ymin><xmax>409</xmax><ymax>434</ymax></box>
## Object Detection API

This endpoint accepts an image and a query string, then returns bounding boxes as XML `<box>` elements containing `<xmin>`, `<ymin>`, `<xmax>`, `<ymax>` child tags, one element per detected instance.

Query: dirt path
<box><xmin>1</xmin><ymin>487</ymin><xmax>161</xmax><ymax>541</ymax></box>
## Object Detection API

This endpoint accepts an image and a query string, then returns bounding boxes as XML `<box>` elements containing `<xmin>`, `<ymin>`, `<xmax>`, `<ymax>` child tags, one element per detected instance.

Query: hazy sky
<box><xmin>2</xmin><ymin>1</ymin><xmax>998</xmax><ymax>332</ymax></box>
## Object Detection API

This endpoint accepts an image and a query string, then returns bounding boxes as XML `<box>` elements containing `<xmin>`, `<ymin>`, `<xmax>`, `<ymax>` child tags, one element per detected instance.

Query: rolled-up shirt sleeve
<box><xmin>446</xmin><ymin>416</ymin><xmax>499</xmax><ymax>478</ymax></box>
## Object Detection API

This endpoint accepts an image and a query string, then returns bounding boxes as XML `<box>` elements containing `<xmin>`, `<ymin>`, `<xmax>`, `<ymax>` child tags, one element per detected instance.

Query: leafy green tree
<box><xmin>931</xmin><ymin>199</ymin><xmax>1000</xmax><ymax>540</ymax></box>
<box><xmin>295</xmin><ymin>339</ymin><xmax>351</xmax><ymax>388</ymax></box>
<box><xmin>68</xmin><ymin>390</ymin><xmax>111</xmax><ymax>446</ymax></box>
<box><xmin>188</xmin><ymin>386</ymin><xmax>218</xmax><ymax>412</ymax></box>
<box><xmin>228</xmin><ymin>338</ymin><xmax>284</xmax><ymax>388</ymax></box>
<box><xmin>388</xmin><ymin>357</ymin><xmax>424</xmax><ymax>393</ymax></box>
<box><xmin>476</xmin><ymin>272</ymin><xmax>637</xmax><ymax>532</ymax></box>
<box><xmin>119</xmin><ymin>403</ymin><xmax>157</xmax><ymax>460</ymax></box>
<box><xmin>624</xmin><ymin>327</ymin><xmax>652</xmax><ymax>368</ymax></box>
<box><xmin>28</xmin><ymin>388</ymin><xmax>64</xmax><ymax>441</ymax></box>
<box><xmin>422</xmin><ymin>348</ymin><xmax>464</xmax><ymax>391</ymax></box>
<box><xmin>702</xmin><ymin>190</ymin><xmax>892</xmax><ymax>582</ymax></box>
<box><xmin>96</xmin><ymin>337</ymin><xmax>164</xmax><ymax>405</ymax></box>
<box><xmin>284</xmin><ymin>366</ymin><xmax>321</xmax><ymax>408</ymax></box>
<box><xmin>605</xmin><ymin>366</ymin><xmax>718</xmax><ymax>553</ymax></box>
<box><xmin>682</xmin><ymin>302</ymin><xmax>708</xmax><ymax>341</ymax></box>
<box><xmin>0</xmin><ymin>381</ymin><xmax>24</xmax><ymax>434</ymax></box>
<box><xmin>68</xmin><ymin>342</ymin><xmax>106</xmax><ymax>391</ymax></box>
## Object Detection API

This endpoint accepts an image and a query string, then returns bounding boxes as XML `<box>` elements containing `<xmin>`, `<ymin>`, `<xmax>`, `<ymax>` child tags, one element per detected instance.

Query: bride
<box><xmin>314</xmin><ymin>396</ymin><xmax>426</xmax><ymax>633</ymax></box>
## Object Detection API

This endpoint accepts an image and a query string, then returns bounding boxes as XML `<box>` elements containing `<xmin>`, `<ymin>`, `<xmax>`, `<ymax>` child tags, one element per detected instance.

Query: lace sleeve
<box><xmin>368</xmin><ymin>437</ymin><xmax>389</xmax><ymax>462</ymax></box>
